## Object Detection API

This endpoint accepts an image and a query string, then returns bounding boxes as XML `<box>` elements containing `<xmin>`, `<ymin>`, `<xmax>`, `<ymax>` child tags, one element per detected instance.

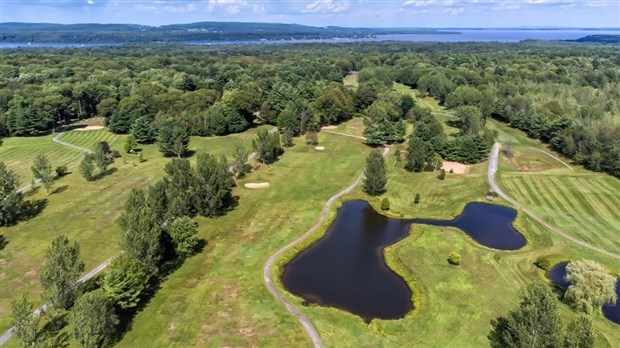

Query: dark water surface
<box><xmin>547</xmin><ymin>262</ymin><xmax>620</xmax><ymax>325</ymax></box>
<box><xmin>282</xmin><ymin>200</ymin><xmax>525</xmax><ymax>321</ymax></box>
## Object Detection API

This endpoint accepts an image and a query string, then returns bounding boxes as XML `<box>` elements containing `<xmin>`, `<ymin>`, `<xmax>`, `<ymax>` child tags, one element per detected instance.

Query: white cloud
<box><xmin>443</xmin><ymin>6</ymin><xmax>465</xmax><ymax>15</ymax></box>
<box><xmin>302</xmin><ymin>0</ymin><xmax>350</xmax><ymax>14</ymax></box>
<box><xmin>87</xmin><ymin>0</ymin><xmax>94</xmax><ymax>5</ymax></box>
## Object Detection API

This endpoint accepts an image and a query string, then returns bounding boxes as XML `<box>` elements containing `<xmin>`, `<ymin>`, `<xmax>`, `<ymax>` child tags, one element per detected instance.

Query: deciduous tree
<box><xmin>31</xmin><ymin>153</ymin><xmax>53</xmax><ymax>193</ymax></box>
<box><xmin>488</xmin><ymin>282</ymin><xmax>563</xmax><ymax>348</ymax></box>
<box><xmin>564</xmin><ymin>260</ymin><xmax>617</xmax><ymax>314</ymax></box>
<box><xmin>0</xmin><ymin>162</ymin><xmax>23</xmax><ymax>226</ymax></box>
<box><xmin>70</xmin><ymin>290</ymin><xmax>118</xmax><ymax>348</ymax></box>
<box><xmin>101</xmin><ymin>255</ymin><xmax>150</xmax><ymax>310</ymax></box>
<box><xmin>40</xmin><ymin>235</ymin><xmax>85</xmax><ymax>310</ymax></box>
<box><xmin>118</xmin><ymin>189</ymin><xmax>162</xmax><ymax>272</ymax></box>
<box><xmin>10</xmin><ymin>294</ymin><xmax>42</xmax><ymax>348</ymax></box>
<box><xmin>167</xmin><ymin>216</ymin><xmax>199</xmax><ymax>259</ymax></box>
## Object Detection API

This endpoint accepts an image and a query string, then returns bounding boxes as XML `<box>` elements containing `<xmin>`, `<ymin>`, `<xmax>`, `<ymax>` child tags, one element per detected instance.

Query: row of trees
<box><xmin>9</xmin><ymin>149</ymin><xmax>237</xmax><ymax>346</ymax></box>
<box><xmin>2</xmin><ymin>42</ymin><xmax>616</xmax><ymax>175</ymax></box>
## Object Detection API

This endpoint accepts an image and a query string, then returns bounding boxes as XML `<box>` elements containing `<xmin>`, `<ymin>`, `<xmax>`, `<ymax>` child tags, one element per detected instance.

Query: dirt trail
<box><xmin>263</xmin><ymin>146</ymin><xmax>389</xmax><ymax>348</ymax></box>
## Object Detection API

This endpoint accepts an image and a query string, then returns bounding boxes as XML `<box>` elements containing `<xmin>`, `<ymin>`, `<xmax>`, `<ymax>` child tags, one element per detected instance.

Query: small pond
<box><xmin>547</xmin><ymin>262</ymin><xmax>620</xmax><ymax>325</ymax></box>
<box><xmin>281</xmin><ymin>200</ymin><xmax>525</xmax><ymax>321</ymax></box>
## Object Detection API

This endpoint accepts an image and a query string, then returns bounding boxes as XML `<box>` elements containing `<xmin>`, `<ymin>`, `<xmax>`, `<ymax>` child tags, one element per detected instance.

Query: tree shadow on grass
<box><xmin>0</xmin><ymin>234</ymin><xmax>7</xmax><ymax>251</ymax></box>
<box><xmin>23</xmin><ymin>185</ymin><xmax>41</xmax><ymax>198</ymax></box>
<box><xmin>93</xmin><ymin>167</ymin><xmax>118</xmax><ymax>181</ymax></box>
<box><xmin>20</xmin><ymin>199</ymin><xmax>48</xmax><ymax>221</ymax></box>
<box><xmin>52</xmin><ymin>185</ymin><xmax>69</xmax><ymax>195</ymax></box>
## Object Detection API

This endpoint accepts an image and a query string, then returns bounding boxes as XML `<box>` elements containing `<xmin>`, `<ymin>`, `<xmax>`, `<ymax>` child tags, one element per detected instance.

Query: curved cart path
<box><xmin>16</xmin><ymin>130</ymin><xmax>91</xmax><ymax>193</ymax></box>
<box><xmin>2</xmin><ymin>130</ymin><xmax>109</xmax><ymax>346</ymax></box>
<box><xmin>488</xmin><ymin>143</ymin><xmax>619</xmax><ymax>260</ymax></box>
<box><xmin>527</xmin><ymin>146</ymin><xmax>573</xmax><ymax>170</ymax></box>
<box><xmin>263</xmin><ymin>146</ymin><xmax>389</xmax><ymax>348</ymax></box>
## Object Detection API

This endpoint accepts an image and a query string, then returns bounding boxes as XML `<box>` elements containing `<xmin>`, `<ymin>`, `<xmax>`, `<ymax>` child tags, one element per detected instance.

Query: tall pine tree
<box><xmin>363</xmin><ymin>149</ymin><xmax>387</xmax><ymax>196</ymax></box>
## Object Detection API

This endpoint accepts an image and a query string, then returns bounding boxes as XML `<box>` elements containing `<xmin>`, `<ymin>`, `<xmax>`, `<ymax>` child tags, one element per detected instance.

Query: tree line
<box><xmin>1</xmin><ymin>42</ymin><xmax>618</xmax><ymax>176</ymax></box>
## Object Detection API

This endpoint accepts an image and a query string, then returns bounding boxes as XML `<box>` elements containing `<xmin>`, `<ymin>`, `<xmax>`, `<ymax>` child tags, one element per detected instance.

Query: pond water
<box><xmin>281</xmin><ymin>200</ymin><xmax>525</xmax><ymax>321</ymax></box>
<box><xmin>547</xmin><ymin>262</ymin><xmax>620</xmax><ymax>325</ymax></box>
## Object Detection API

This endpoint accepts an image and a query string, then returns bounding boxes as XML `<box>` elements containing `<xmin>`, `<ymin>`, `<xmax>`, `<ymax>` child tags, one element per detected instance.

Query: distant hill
<box><xmin>571</xmin><ymin>35</ymin><xmax>620</xmax><ymax>44</ymax></box>
<box><xmin>0</xmin><ymin>22</ymin><xmax>454</xmax><ymax>44</ymax></box>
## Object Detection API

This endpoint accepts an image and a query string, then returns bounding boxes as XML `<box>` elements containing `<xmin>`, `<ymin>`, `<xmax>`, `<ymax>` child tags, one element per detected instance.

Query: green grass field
<box><xmin>115</xmin><ymin>131</ymin><xmax>371</xmax><ymax>346</ymax></box>
<box><xmin>0</xmin><ymin>125</ymin><xmax>272</xmax><ymax>334</ymax></box>
<box><xmin>342</xmin><ymin>72</ymin><xmax>359</xmax><ymax>88</ymax></box>
<box><xmin>0</xmin><ymin>135</ymin><xmax>84</xmax><ymax>186</ymax></box>
<box><xmin>58</xmin><ymin>129</ymin><xmax>124</xmax><ymax>151</ymax></box>
<box><xmin>2</xmin><ymin>96</ymin><xmax>619</xmax><ymax>347</ymax></box>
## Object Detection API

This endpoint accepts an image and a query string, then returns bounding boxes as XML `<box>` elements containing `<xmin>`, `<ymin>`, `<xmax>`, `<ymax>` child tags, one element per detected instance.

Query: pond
<box><xmin>547</xmin><ymin>262</ymin><xmax>620</xmax><ymax>325</ymax></box>
<box><xmin>281</xmin><ymin>200</ymin><xmax>525</xmax><ymax>321</ymax></box>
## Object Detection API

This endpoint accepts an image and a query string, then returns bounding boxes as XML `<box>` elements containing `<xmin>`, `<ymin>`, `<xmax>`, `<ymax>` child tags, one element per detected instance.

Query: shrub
<box><xmin>449</xmin><ymin>169</ymin><xmax>454</xmax><ymax>173</ymax></box>
<box><xmin>448</xmin><ymin>252</ymin><xmax>462</xmax><ymax>265</ymax></box>
<box><xmin>305</xmin><ymin>131</ymin><xmax>319</xmax><ymax>146</ymax></box>
<box><xmin>414</xmin><ymin>193</ymin><xmax>420</xmax><ymax>204</ymax></box>
<box><xmin>381</xmin><ymin>197</ymin><xmax>390</xmax><ymax>211</ymax></box>
<box><xmin>55</xmin><ymin>165</ymin><xmax>68</xmax><ymax>178</ymax></box>
<box><xmin>437</xmin><ymin>168</ymin><xmax>446</xmax><ymax>180</ymax></box>
<box><xmin>534</xmin><ymin>256</ymin><xmax>551</xmax><ymax>270</ymax></box>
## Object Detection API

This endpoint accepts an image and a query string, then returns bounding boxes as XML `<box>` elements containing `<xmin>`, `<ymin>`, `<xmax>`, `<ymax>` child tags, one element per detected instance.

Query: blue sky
<box><xmin>1</xmin><ymin>1</ymin><xmax>619</xmax><ymax>28</ymax></box>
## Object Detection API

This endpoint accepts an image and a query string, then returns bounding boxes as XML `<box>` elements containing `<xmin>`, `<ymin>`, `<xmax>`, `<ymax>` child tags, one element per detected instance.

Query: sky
<box><xmin>1</xmin><ymin>0</ymin><xmax>619</xmax><ymax>28</ymax></box>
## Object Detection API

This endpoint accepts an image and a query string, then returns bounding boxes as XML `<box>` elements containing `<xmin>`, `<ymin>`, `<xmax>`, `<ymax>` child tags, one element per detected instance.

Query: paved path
<box><xmin>16</xmin><ymin>131</ymin><xmax>91</xmax><ymax>193</ymax></box>
<box><xmin>2</xmin><ymin>129</ymin><xmax>109</xmax><ymax>346</ymax></box>
<box><xmin>527</xmin><ymin>146</ymin><xmax>573</xmax><ymax>170</ymax></box>
<box><xmin>488</xmin><ymin>143</ymin><xmax>619</xmax><ymax>260</ymax></box>
<box><xmin>263</xmin><ymin>146</ymin><xmax>389</xmax><ymax>348</ymax></box>
<box><xmin>0</xmin><ymin>256</ymin><xmax>116</xmax><ymax>346</ymax></box>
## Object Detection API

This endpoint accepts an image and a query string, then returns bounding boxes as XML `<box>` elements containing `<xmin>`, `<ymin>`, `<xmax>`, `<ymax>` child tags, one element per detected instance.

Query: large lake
<box><xmin>2</xmin><ymin>29</ymin><xmax>618</xmax><ymax>49</ymax></box>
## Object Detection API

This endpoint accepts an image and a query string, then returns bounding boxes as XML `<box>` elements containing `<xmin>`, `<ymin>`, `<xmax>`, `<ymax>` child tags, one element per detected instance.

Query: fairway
<box><xmin>498</xmin><ymin>173</ymin><xmax>620</xmax><ymax>253</ymax></box>
<box><xmin>0</xmin><ymin>135</ymin><xmax>84</xmax><ymax>186</ymax></box>
<box><xmin>57</xmin><ymin>129</ymin><xmax>124</xmax><ymax>151</ymax></box>
<box><xmin>0</xmin><ymin>125</ymin><xmax>274</xmax><ymax>334</ymax></box>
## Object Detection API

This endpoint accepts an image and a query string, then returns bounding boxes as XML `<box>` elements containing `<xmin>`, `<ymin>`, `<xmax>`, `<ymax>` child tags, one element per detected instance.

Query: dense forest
<box><xmin>0</xmin><ymin>41</ymin><xmax>618</xmax><ymax>176</ymax></box>
<box><xmin>0</xmin><ymin>22</ymin><xmax>454</xmax><ymax>43</ymax></box>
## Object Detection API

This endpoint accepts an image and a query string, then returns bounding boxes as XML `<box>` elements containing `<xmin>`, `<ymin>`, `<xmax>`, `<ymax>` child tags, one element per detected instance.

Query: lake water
<box><xmin>281</xmin><ymin>200</ymin><xmax>524</xmax><ymax>321</ymax></box>
<box><xmin>2</xmin><ymin>29</ymin><xmax>618</xmax><ymax>49</ymax></box>
<box><xmin>547</xmin><ymin>262</ymin><xmax>620</xmax><ymax>325</ymax></box>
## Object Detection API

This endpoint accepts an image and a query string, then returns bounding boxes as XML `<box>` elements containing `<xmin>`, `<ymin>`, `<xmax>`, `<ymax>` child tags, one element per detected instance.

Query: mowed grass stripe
<box><xmin>565</xmin><ymin>177</ymin><xmax>615</xmax><ymax>219</ymax></box>
<box><xmin>591</xmin><ymin>177</ymin><xmax>620</xmax><ymax>202</ymax></box>
<box><xmin>510</xmin><ymin>174</ymin><xmax>620</xmax><ymax>251</ymax></box>
<box><xmin>2</xmin><ymin>135</ymin><xmax>84</xmax><ymax>185</ymax></box>
<box><xmin>59</xmin><ymin>130</ymin><xmax>124</xmax><ymax>151</ymax></box>
<box><xmin>519</xmin><ymin>176</ymin><xmax>564</xmax><ymax>221</ymax></box>
<box><xmin>501</xmin><ymin>175</ymin><xmax>542</xmax><ymax>207</ymax></box>
<box><xmin>541</xmin><ymin>178</ymin><xmax>617</xmax><ymax>248</ymax></box>
<box><xmin>536</xmin><ymin>177</ymin><xmax>598</xmax><ymax>234</ymax></box>
<box><xmin>578</xmin><ymin>177</ymin><xmax>620</xmax><ymax>220</ymax></box>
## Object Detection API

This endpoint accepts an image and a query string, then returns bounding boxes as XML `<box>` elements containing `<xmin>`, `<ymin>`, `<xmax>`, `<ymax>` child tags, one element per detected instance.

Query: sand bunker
<box><xmin>321</xmin><ymin>125</ymin><xmax>338</xmax><ymax>130</ymax></box>
<box><xmin>315</xmin><ymin>146</ymin><xmax>325</xmax><ymax>151</ymax></box>
<box><xmin>244</xmin><ymin>182</ymin><xmax>270</xmax><ymax>189</ymax></box>
<box><xmin>442</xmin><ymin>161</ymin><xmax>470</xmax><ymax>174</ymax></box>
<box><xmin>75</xmin><ymin>125</ymin><xmax>104</xmax><ymax>131</ymax></box>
